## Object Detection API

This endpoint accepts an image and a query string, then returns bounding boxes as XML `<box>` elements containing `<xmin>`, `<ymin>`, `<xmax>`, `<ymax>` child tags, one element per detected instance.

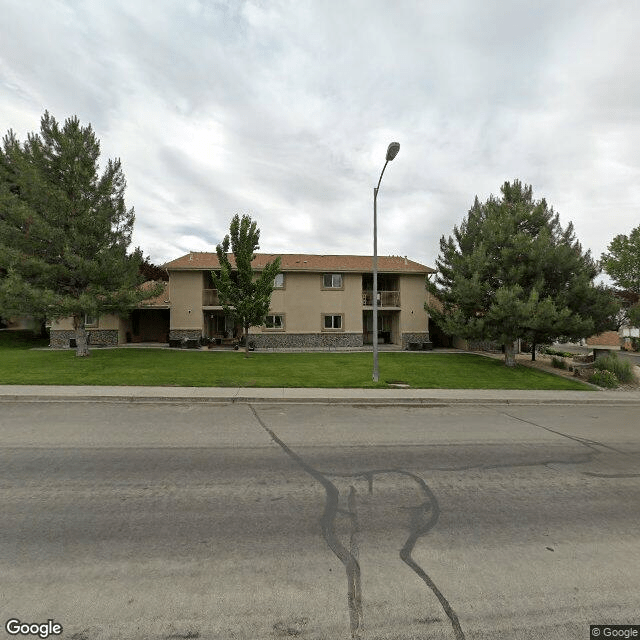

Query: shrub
<box><xmin>631</xmin><ymin>337</ymin><xmax>640</xmax><ymax>352</ymax></box>
<box><xmin>589</xmin><ymin>369</ymin><xmax>619</xmax><ymax>388</ymax></box>
<box><xmin>552</xmin><ymin>356</ymin><xmax>567</xmax><ymax>369</ymax></box>
<box><xmin>593</xmin><ymin>353</ymin><xmax>635</xmax><ymax>384</ymax></box>
<box><xmin>545</xmin><ymin>348</ymin><xmax>574</xmax><ymax>358</ymax></box>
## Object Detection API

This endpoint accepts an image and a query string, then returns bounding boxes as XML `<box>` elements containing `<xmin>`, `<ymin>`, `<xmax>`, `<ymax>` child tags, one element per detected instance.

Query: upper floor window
<box><xmin>323</xmin><ymin>273</ymin><xmax>343</xmax><ymax>289</ymax></box>
<box><xmin>274</xmin><ymin>273</ymin><xmax>285</xmax><ymax>288</ymax></box>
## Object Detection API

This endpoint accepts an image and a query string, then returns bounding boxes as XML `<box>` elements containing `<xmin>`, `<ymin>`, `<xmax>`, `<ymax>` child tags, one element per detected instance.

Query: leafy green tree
<box><xmin>427</xmin><ymin>180</ymin><xmax>618</xmax><ymax>366</ymax></box>
<box><xmin>601</xmin><ymin>225</ymin><xmax>640</xmax><ymax>294</ymax></box>
<box><xmin>0</xmin><ymin>112</ymin><xmax>160</xmax><ymax>356</ymax></box>
<box><xmin>601</xmin><ymin>225</ymin><xmax>640</xmax><ymax>327</ymax></box>
<box><xmin>211</xmin><ymin>214</ymin><xmax>281</xmax><ymax>356</ymax></box>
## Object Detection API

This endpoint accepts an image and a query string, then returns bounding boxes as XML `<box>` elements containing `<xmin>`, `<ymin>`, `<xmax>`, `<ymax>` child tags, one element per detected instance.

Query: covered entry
<box><xmin>363</xmin><ymin>310</ymin><xmax>400</xmax><ymax>345</ymax></box>
<box><xmin>128</xmin><ymin>309</ymin><xmax>170</xmax><ymax>343</ymax></box>
<box><xmin>204</xmin><ymin>311</ymin><xmax>239</xmax><ymax>344</ymax></box>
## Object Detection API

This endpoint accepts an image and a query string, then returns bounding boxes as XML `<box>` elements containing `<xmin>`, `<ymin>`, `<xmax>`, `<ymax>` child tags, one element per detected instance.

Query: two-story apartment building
<box><xmin>49</xmin><ymin>252</ymin><xmax>435</xmax><ymax>349</ymax></box>
<box><xmin>164</xmin><ymin>252</ymin><xmax>433</xmax><ymax>349</ymax></box>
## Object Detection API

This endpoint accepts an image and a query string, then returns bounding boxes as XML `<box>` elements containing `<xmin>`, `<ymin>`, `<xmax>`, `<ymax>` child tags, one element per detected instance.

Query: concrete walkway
<box><xmin>1</xmin><ymin>384</ymin><xmax>640</xmax><ymax>405</ymax></box>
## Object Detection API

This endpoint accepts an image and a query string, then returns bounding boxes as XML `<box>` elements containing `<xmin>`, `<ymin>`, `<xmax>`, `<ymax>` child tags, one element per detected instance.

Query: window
<box><xmin>273</xmin><ymin>273</ymin><xmax>285</xmax><ymax>288</ymax></box>
<box><xmin>323</xmin><ymin>314</ymin><xmax>343</xmax><ymax>330</ymax></box>
<box><xmin>85</xmin><ymin>314</ymin><xmax>98</xmax><ymax>327</ymax></box>
<box><xmin>323</xmin><ymin>273</ymin><xmax>343</xmax><ymax>288</ymax></box>
<box><xmin>265</xmin><ymin>314</ymin><xmax>285</xmax><ymax>330</ymax></box>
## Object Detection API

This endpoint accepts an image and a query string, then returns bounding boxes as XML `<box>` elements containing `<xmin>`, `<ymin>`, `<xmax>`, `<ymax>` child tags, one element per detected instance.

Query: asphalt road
<box><xmin>1</xmin><ymin>401</ymin><xmax>639</xmax><ymax>640</ymax></box>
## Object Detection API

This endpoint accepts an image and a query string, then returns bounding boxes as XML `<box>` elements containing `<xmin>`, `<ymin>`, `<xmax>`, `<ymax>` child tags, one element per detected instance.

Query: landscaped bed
<box><xmin>0</xmin><ymin>332</ymin><xmax>592</xmax><ymax>389</ymax></box>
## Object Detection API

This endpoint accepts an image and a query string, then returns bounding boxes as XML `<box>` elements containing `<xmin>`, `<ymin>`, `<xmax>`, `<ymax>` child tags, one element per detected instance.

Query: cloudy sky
<box><xmin>1</xmin><ymin>0</ymin><xmax>639</xmax><ymax>274</ymax></box>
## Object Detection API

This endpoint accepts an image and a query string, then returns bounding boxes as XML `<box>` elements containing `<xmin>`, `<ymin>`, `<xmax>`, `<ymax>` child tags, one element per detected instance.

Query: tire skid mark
<box><xmin>249</xmin><ymin>405</ymin><xmax>465</xmax><ymax>640</ymax></box>
<box><xmin>498</xmin><ymin>410</ymin><xmax>631</xmax><ymax>456</ymax></box>
<box><xmin>249</xmin><ymin>405</ymin><xmax>364</xmax><ymax>639</ymax></box>
<box><xmin>330</xmin><ymin>468</ymin><xmax>465</xmax><ymax>640</ymax></box>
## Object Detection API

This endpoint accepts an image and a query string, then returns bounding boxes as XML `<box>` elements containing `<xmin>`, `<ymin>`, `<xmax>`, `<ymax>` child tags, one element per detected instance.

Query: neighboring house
<box><xmin>50</xmin><ymin>253</ymin><xmax>435</xmax><ymax>349</ymax></box>
<box><xmin>620</xmin><ymin>324</ymin><xmax>640</xmax><ymax>350</ymax></box>
<box><xmin>587</xmin><ymin>326</ymin><xmax>640</xmax><ymax>351</ymax></box>
<box><xmin>586</xmin><ymin>330</ymin><xmax>622</xmax><ymax>350</ymax></box>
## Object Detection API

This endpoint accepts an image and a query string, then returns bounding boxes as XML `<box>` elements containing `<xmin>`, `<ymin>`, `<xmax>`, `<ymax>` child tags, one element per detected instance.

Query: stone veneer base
<box><xmin>169</xmin><ymin>329</ymin><xmax>203</xmax><ymax>342</ymax></box>
<box><xmin>401</xmin><ymin>332</ymin><xmax>430</xmax><ymax>349</ymax></box>
<box><xmin>250</xmin><ymin>332</ymin><xmax>363</xmax><ymax>349</ymax></box>
<box><xmin>50</xmin><ymin>329</ymin><xmax>119</xmax><ymax>348</ymax></box>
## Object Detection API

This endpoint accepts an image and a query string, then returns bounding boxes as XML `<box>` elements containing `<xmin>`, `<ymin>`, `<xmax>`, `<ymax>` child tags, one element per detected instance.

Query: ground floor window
<box><xmin>264</xmin><ymin>314</ymin><xmax>285</xmax><ymax>330</ymax></box>
<box><xmin>322</xmin><ymin>314</ymin><xmax>343</xmax><ymax>330</ymax></box>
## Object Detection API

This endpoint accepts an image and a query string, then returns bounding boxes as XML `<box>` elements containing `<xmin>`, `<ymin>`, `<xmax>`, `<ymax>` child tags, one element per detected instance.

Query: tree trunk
<box><xmin>531</xmin><ymin>341</ymin><xmax>536</xmax><ymax>362</ymax></box>
<box><xmin>504</xmin><ymin>341</ymin><xmax>516</xmax><ymax>367</ymax></box>
<box><xmin>73</xmin><ymin>315</ymin><xmax>90</xmax><ymax>357</ymax></box>
<box><xmin>244</xmin><ymin>323</ymin><xmax>250</xmax><ymax>358</ymax></box>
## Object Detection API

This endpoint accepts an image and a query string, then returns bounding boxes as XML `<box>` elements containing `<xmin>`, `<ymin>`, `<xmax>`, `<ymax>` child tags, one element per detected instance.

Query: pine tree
<box><xmin>0</xmin><ymin>112</ymin><xmax>160</xmax><ymax>356</ymax></box>
<box><xmin>211</xmin><ymin>214</ymin><xmax>281</xmax><ymax>356</ymax></box>
<box><xmin>427</xmin><ymin>180</ymin><xmax>617</xmax><ymax>366</ymax></box>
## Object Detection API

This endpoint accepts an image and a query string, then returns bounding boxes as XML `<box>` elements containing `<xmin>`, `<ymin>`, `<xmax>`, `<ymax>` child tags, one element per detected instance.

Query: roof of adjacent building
<box><xmin>163</xmin><ymin>252</ymin><xmax>434</xmax><ymax>274</ymax></box>
<box><xmin>137</xmin><ymin>281</ymin><xmax>170</xmax><ymax>308</ymax></box>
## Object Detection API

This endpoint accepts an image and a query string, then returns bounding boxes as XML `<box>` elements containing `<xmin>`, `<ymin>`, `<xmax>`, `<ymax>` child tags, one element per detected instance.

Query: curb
<box><xmin>2</xmin><ymin>393</ymin><xmax>640</xmax><ymax>406</ymax></box>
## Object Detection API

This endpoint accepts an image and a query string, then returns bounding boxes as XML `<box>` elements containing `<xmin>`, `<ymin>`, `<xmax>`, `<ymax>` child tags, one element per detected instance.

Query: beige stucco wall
<box><xmin>50</xmin><ymin>317</ymin><xmax>75</xmax><ymax>330</ymax></box>
<box><xmin>398</xmin><ymin>274</ymin><xmax>429</xmax><ymax>333</ymax></box>
<box><xmin>169</xmin><ymin>271</ymin><xmax>203</xmax><ymax>330</ymax></box>
<box><xmin>254</xmin><ymin>271</ymin><xmax>363</xmax><ymax>334</ymax></box>
<box><xmin>50</xmin><ymin>314</ymin><xmax>122</xmax><ymax>331</ymax></box>
<box><xmin>166</xmin><ymin>268</ymin><xmax>429</xmax><ymax>340</ymax></box>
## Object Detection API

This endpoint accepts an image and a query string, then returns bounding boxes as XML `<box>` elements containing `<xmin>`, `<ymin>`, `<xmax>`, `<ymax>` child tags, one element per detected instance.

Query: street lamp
<box><xmin>372</xmin><ymin>141</ymin><xmax>400</xmax><ymax>382</ymax></box>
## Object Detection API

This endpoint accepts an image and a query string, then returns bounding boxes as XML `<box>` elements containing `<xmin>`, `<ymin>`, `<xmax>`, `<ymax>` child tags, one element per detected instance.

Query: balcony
<box><xmin>202</xmin><ymin>289</ymin><xmax>221</xmax><ymax>306</ymax></box>
<box><xmin>362</xmin><ymin>290</ymin><xmax>400</xmax><ymax>307</ymax></box>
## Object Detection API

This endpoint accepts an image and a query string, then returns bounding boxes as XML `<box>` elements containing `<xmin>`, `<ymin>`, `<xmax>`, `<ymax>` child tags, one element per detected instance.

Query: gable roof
<box><xmin>163</xmin><ymin>252</ymin><xmax>434</xmax><ymax>274</ymax></box>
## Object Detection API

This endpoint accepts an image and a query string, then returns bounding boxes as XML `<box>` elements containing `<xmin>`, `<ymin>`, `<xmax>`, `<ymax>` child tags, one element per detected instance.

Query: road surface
<box><xmin>1</xmin><ymin>401</ymin><xmax>639</xmax><ymax>639</ymax></box>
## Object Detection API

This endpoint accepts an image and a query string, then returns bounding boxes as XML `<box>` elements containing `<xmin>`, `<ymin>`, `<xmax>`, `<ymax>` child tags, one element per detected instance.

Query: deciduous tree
<box><xmin>601</xmin><ymin>225</ymin><xmax>640</xmax><ymax>327</ymax></box>
<box><xmin>211</xmin><ymin>214</ymin><xmax>281</xmax><ymax>356</ymax></box>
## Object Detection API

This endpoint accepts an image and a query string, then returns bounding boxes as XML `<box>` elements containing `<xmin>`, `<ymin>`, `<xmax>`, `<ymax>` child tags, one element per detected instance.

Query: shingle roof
<box><xmin>163</xmin><ymin>252</ymin><xmax>434</xmax><ymax>274</ymax></box>
<box><xmin>137</xmin><ymin>281</ymin><xmax>170</xmax><ymax>308</ymax></box>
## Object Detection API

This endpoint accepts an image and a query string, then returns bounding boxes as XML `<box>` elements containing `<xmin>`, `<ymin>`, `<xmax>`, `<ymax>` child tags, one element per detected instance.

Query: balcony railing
<box><xmin>362</xmin><ymin>290</ymin><xmax>400</xmax><ymax>307</ymax></box>
<box><xmin>202</xmin><ymin>289</ymin><xmax>221</xmax><ymax>306</ymax></box>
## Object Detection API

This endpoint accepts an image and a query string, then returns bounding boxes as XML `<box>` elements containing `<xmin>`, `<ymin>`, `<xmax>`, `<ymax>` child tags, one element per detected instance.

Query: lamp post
<box><xmin>372</xmin><ymin>141</ymin><xmax>400</xmax><ymax>382</ymax></box>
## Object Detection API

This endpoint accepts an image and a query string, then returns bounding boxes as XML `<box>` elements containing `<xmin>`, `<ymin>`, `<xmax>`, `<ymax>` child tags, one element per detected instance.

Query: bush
<box><xmin>631</xmin><ymin>337</ymin><xmax>640</xmax><ymax>352</ymax></box>
<box><xmin>589</xmin><ymin>369</ymin><xmax>619</xmax><ymax>388</ymax></box>
<box><xmin>545</xmin><ymin>348</ymin><xmax>574</xmax><ymax>358</ymax></box>
<box><xmin>593</xmin><ymin>353</ymin><xmax>635</xmax><ymax>384</ymax></box>
<box><xmin>552</xmin><ymin>356</ymin><xmax>567</xmax><ymax>369</ymax></box>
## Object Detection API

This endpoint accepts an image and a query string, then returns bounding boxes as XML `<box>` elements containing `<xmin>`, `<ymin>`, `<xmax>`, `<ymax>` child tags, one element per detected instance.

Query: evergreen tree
<box><xmin>0</xmin><ymin>112</ymin><xmax>160</xmax><ymax>356</ymax></box>
<box><xmin>139</xmin><ymin>257</ymin><xmax>169</xmax><ymax>282</ymax></box>
<box><xmin>427</xmin><ymin>180</ymin><xmax>617</xmax><ymax>366</ymax></box>
<box><xmin>211</xmin><ymin>214</ymin><xmax>281</xmax><ymax>356</ymax></box>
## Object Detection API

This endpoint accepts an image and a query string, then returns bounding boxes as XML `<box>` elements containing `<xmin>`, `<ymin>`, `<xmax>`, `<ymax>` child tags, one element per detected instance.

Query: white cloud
<box><xmin>1</xmin><ymin>0</ymin><xmax>639</xmax><ymax>272</ymax></box>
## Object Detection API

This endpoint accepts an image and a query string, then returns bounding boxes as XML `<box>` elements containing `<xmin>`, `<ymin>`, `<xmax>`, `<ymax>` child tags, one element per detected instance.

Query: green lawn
<box><xmin>0</xmin><ymin>331</ymin><xmax>592</xmax><ymax>389</ymax></box>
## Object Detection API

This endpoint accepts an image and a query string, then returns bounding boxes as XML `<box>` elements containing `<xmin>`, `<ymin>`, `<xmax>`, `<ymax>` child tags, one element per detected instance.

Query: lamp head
<box><xmin>386</xmin><ymin>142</ymin><xmax>400</xmax><ymax>161</ymax></box>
